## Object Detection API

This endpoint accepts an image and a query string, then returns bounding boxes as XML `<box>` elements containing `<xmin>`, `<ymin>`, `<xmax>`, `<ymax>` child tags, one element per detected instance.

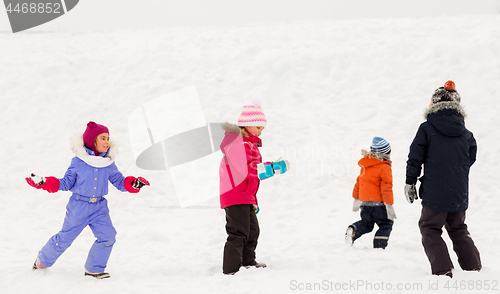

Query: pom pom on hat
<box><xmin>431</xmin><ymin>80</ymin><xmax>461</xmax><ymax>104</ymax></box>
<box><xmin>83</xmin><ymin>121</ymin><xmax>109</xmax><ymax>151</ymax></box>
<box><xmin>444</xmin><ymin>80</ymin><xmax>456</xmax><ymax>91</ymax></box>
<box><xmin>237</xmin><ymin>105</ymin><xmax>267</xmax><ymax>127</ymax></box>
<box><xmin>370</xmin><ymin>137</ymin><xmax>391</xmax><ymax>155</ymax></box>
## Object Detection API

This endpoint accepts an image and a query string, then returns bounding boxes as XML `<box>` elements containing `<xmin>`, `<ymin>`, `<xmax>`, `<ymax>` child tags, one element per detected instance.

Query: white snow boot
<box><xmin>345</xmin><ymin>226</ymin><xmax>355</xmax><ymax>245</ymax></box>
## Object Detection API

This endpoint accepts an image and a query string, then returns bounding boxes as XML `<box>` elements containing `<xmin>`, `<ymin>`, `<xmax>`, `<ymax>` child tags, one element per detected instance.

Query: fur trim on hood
<box><xmin>425</xmin><ymin>101</ymin><xmax>466</xmax><ymax>119</ymax></box>
<box><xmin>222</xmin><ymin>122</ymin><xmax>248</xmax><ymax>137</ymax></box>
<box><xmin>71</xmin><ymin>135</ymin><xmax>118</xmax><ymax>160</ymax></box>
<box><xmin>361</xmin><ymin>149</ymin><xmax>391</xmax><ymax>162</ymax></box>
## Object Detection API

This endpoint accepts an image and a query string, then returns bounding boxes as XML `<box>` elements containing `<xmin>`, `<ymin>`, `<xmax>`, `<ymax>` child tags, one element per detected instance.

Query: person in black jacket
<box><xmin>405</xmin><ymin>81</ymin><xmax>481</xmax><ymax>278</ymax></box>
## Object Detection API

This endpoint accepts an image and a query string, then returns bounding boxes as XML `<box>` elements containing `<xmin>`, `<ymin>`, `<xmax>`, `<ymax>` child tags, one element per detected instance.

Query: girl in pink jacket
<box><xmin>219</xmin><ymin>105</ymin><xmax>289</xmax><ymax>275</ymax></box>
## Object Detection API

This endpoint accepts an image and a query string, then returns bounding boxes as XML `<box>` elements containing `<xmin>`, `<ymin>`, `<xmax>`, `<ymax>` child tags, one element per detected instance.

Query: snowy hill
<box><xmin>0</xmin><ymin>15</ymin><xmax>499</xmax><ymax>294</ymax></box>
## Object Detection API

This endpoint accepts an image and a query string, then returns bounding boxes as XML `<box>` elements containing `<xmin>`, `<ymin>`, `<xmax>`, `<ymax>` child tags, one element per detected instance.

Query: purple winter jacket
<box><xmin>58</xmin><ymin>139</ymin><xmax>126</xmax><ymax>198</ymax></box>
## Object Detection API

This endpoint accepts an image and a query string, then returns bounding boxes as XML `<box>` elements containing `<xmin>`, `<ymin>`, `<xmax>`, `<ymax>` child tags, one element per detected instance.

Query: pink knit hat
<box><xmin>83</xmin><ymin>121</ymin><xmax>109</xmax><ymax>151</ymax></box>
<box><xmin>237</xmin><ymin>105</ymin><xmax>267</xmax><ymax>127</ymax></box>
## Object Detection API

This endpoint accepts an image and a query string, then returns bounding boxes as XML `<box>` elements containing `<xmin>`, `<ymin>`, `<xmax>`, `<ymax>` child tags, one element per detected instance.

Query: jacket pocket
<box><xmin>236</xmin><ymin>178</ymin><xmax>250</xmax><ymax>193</ymax></box>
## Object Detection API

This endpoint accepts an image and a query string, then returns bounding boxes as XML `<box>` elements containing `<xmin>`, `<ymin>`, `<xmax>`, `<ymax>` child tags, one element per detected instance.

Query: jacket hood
<box><xmin>71</xmin><ymin>135</ymin><xmax>117</xmax><ymax>160</ymax></box>
<box><xmin>361</xmin><ymin>149</ymin><xmax>391</xmax><ymax>162</ymax></box>
<box><xmin>359</xmin><ymin>150</ymin><xmax>391</xmax><ymax>167</ymax></box>
<box><xmin>220</xmin><ymin>123</ymin><xmax>242</xmax><ymax>155</ymax></box>
<box><xmin>221</xmin><ymin>122</ymin><xmax>242</xmax><ymax>134</ymax></box>
<box><xmin>425</xmin><ymin>102</ymin><xmax>466</xmax><ymax>137</ymax></box>
<box><xmin>220</xmin><ymin>123</ymin><xmax>262</xmax><ymax>155</ymax></box>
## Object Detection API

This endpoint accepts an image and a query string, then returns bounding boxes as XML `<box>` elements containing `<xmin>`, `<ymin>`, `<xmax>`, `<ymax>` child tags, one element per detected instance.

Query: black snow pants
<box><xmin>418</xmin><ymin>206</ymin><xmax>481</xmax><ymax>274</ymax></box>
<box><xmin>351</xmin><ymin>205</ymin><xmax>394</xmax><ymax>249</ymax></box>
<box><xmin>223</xmin><ymin>204</ymin><xmax>260</xmax><ymax>274</ymax></box>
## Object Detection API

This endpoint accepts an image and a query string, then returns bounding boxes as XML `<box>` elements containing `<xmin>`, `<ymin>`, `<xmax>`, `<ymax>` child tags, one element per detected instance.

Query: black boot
<box><xmin>434</xmin><ymin>269</ymin><xmax>453</xmax><ymax>278</ymax></box>
<box><xmin>85</xmin><ymin>271</ymin><xmax>111</xmax><ymax>279</ymax></box>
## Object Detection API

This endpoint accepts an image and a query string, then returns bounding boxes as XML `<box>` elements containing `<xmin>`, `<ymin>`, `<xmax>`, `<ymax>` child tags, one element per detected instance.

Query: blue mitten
<box><xmin>257</xmin><ymin>162</ymin><xmax>275</xmax><ymax>180</ymax></box>
<box><xmin>257</xmin><ymin>158</ymin><xmax>290</xmax><ymax>180</ymax></box>
<box><xmin>254</xmin><ymin>204</ymin><xmax>260</xmax><ymax>214</ymax></box>
<box><xmin>273</xmin><ymin>159</ymin><xmax>289</xmax><ymax>175</ymax></box>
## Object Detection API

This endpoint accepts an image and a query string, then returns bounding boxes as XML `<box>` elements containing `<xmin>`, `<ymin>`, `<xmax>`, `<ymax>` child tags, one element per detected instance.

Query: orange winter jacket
<box><xmin>352</xmin><ymin>154</ymin><xmax>393</xmax><ymax>205</ymax></box>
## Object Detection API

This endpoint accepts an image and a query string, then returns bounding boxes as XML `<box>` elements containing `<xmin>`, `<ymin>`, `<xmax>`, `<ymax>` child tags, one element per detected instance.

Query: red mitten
<box><xmin>26</xmin><ymin>177</ymin><xmax>43</xmax><ymax>189</ymax></box>
<box><xmin>133</xmin><ymin>177</ymin><xmax>150</xmax><ymax>189</ymax></box>
<box><xmin>124</xmin><ymin>176</ymin><xmax>138</xmax><ymax>193</ymax></box>
<box><xmin>42</xmin><ymin>177</ymin><xmax>60</xmax><ymax>193</ymax></box>
<box><xmin>124</xmin><ymin>176</ymin><xmax>150</xmax><ymax>193</ymax></box>
<box><xmin>25</xmin><ymin>175</ymin><xmax>59</xmax><ymax>193</ymax></box>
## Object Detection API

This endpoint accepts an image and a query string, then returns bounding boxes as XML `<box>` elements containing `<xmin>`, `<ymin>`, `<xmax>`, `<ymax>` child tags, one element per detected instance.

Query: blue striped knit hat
<box><xmin>370</xmin><ymin>137</ymin><xmax>391</xmax><ymax>155</ymax></box>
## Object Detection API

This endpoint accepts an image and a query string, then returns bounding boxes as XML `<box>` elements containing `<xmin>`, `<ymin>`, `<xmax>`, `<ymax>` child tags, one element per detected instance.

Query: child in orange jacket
<box><xmin>345</xmin><ymin>137</ymin><xmax>396</xmax><ymax>249</ymax></box>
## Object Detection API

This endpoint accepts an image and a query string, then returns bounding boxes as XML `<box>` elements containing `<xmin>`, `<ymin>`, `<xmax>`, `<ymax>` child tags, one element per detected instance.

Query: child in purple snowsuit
<box><xmin>27</xmin><ymin>121</ymin><xmax>150</xmax><ymax>279</ymax></box>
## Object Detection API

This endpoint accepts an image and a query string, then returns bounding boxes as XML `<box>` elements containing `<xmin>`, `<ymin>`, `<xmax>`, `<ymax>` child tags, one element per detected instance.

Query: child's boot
<box><xmin>32</xmin><ymin>258</ymin><xmax>47</xmax><ymax>270</ymax></box>
<box><xmin>244</xmin><ymin>261</ymin><xmax>267</xmax><ymax>269</ymax></box>
<box><xmin>345</xmin><ymin>226</ymin><xmax>355</xmax><ymax>245</ymax></box>
<box><xmin>85</xmin><ymin>271</ymin><xmax>111</xmax><ymax>279</ymax></box>
<box><xmin>434</xmin><ymin>269</ymin><xmax>453</xmax><ymax>278</ymax></box>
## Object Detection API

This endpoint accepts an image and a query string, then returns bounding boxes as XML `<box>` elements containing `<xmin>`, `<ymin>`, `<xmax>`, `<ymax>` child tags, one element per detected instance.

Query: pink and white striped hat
<box><xmin>237</xmin><ymin>105</ymin><xmax>267</xmax><ymax>127</ymax></box>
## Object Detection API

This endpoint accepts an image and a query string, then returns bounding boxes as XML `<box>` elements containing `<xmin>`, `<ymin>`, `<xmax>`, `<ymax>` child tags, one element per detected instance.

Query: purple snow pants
<box><xmin>38</xmin><ymin>195</ymin><xmax>117</xmax><ymax>273</ymax></box>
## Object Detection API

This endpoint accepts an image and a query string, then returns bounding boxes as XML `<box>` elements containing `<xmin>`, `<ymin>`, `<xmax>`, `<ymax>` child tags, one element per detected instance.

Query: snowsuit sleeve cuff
<box><xmin>406</xmin><ymin>177</ymin><xmax>417</xmax><ymax>185</ymax></box>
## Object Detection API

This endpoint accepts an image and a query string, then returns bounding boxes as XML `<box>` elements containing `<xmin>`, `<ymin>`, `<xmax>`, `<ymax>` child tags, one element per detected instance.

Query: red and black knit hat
<box><xmin>431</xmin><ymin>80</ymin><xmax>461</xmax><ymax>104</ymax></box>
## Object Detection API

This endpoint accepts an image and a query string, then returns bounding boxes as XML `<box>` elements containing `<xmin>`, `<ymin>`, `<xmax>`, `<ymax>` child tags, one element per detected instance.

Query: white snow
<box><xmin>1</xmin><ymin>15</ymin><xmax>499</xmax><ymax>294</ymax></box>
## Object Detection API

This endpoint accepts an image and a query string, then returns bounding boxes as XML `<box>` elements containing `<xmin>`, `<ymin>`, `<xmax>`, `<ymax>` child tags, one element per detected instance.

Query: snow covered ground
<box><xmin>1</xmin><ymin>14</ymin><xmax>499</xmax><ymax>294</ymax></box>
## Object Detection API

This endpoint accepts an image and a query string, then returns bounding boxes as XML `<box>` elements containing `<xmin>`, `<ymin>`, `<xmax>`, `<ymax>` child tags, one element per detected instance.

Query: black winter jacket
<box><xmin>406</xmin><ymin>102</ymin><xmax>477</xmax><ymax>212</ymax></box>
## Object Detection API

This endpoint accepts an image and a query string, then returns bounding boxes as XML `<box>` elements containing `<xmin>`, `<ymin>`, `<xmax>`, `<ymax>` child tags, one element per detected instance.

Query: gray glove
<box><xmin>404</xmin><ymin>184</ymin><xmax>418</xmax><ymax>204</ymax></box>
<box><xmin>352</xmin><ymin>199</ymin><xmax>361</xmax><ymax>212</ymax></box>
<box><xmin>385</xmin><ymin>204</ymin><xmax>396</xmax><ymax>221</ymax></box>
